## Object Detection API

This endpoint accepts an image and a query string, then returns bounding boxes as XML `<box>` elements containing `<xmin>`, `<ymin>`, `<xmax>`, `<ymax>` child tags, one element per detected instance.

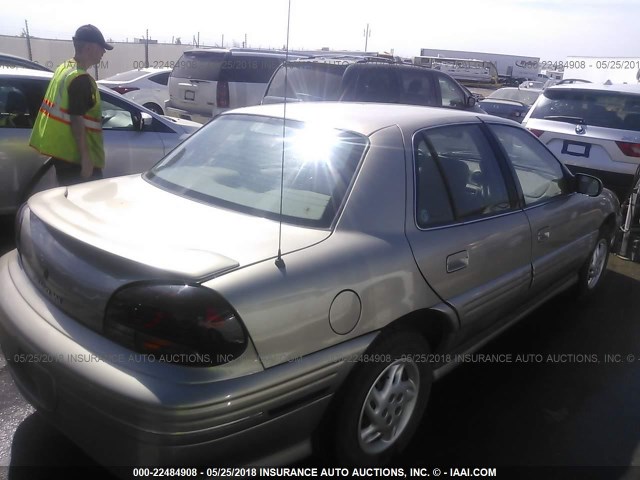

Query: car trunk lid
<box><xmin>167</xmin><ymin>51</ymin><xmax>225</xmax><ymax>118</ymax></box>
<box><xmin>19</xmin><ymin>175</ymin><xmax>330</xmax><ymax>332</ymax></box>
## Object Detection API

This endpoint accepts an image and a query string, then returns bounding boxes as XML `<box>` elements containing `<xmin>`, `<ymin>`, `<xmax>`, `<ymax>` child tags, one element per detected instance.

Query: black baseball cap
<box><xmin>73</xmin><ymin>24</ymin><xmax>113</xmax><ymax>50</ymax></box>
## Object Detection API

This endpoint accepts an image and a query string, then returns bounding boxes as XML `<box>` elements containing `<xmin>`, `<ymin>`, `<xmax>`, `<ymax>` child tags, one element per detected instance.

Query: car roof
<box><xmin>225</xmin><ymin>102</ymin><xmax>511</xmax><ymax>136</ymax></box>
<box><xmin>98</xmin><ymin>67</ymin><xmax>171</xmax><ymax>82</ymax></box>
<box><xmin>288</xmin><ymin>55</ymin><xmax>399</xmax><ymax>65</ymax></box>
<box><xmin>545</xmin><ymin>83</ymin><xmax>640</xmax><ymax>95</ymax></box>
<box><xmin>182</xmin><ymin>47</ymin><xmax>291</xmax><ymax>58</ymax></box>
<box><xmin>0</xmin><ymin>52</ymin><xmax>52</xmax><ymax>72</ymax></box>
<box><xmin>0</xmin><ymin>68</ymin><xmax>139</xmax><ymax>95</ymax></box>
<box><xmin>0</xmin><ymin>67</ymin><xmax>54</xmax><ymax>79</ymax></box>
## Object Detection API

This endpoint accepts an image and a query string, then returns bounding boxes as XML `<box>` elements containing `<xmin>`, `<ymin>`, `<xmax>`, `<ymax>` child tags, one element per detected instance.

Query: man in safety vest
<box><xmin>29</xmin><ymin>24</ymin><xmax>113</xmax><ymax>186</ymax></box>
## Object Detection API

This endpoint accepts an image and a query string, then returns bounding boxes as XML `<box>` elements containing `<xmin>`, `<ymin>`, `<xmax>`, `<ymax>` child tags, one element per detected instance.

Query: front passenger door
<box><xmin>100</xmin><ymin>93</ymin><xmax>165</xmax><ymax>177</ymax></box>
<box><xmin>487</xmin><ymin>124</ymin><xmax>597</xmax><ymax>293</ymax></box>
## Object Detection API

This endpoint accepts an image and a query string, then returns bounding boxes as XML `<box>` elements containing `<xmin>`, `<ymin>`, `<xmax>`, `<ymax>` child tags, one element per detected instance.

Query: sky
<box><xmin>0</xmin><ymin>0</ymin><xmax>638</xmax><ymax>60</ymax></box>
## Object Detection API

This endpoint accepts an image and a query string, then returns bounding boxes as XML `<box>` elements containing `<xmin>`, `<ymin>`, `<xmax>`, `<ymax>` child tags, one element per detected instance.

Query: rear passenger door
<box><xmin>406</xmin><ymin>123</ymin><xmax>532</xmax><ymax>341</ymax></box>
<box><xmin>487</xmin><ymin>124</ymin><xmax>597</xmax><ymax>292</ymax></box>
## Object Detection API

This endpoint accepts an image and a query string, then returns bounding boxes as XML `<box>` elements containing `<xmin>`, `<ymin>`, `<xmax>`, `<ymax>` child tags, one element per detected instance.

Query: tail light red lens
<box><xmin>104</xmin><ymin>283</ymin><xmax>247</xmax><ymax>367</ymax></box>
<box><xmin>217</xmin><ymin>81</ymin><xmax>230</xmax><ymax>108</ymax></box>
<box><xmin>111</xmin><ymin>86</ymin><xmax>140</xmax><ymax>95</ymax></box>
<box><xmin>528</xmin><ymin>128</ymin><xmax>545</xmax><ymax>138</ymax></box>
<box><xmin>616</xmin><ymin>141</ymin><xmax>640</xmax><ymax>158</ymax></box>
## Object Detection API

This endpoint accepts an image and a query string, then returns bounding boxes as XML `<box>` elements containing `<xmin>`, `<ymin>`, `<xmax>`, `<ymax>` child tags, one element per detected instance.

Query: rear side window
<box><xmin>340</xmin><ymin>66</ymin><xmax>401</xmax><ymax>103</ymax></box>
<box><xmin>0</xmin><ymin>79</ymin><xmax>46</xmax><ymax>129</ymax></box>
<box><xmin>414</xmin><ymin>138</ymin><xmax>455</xmax><ymax>227</ymax></box>
<box><xmin>399</xmin><ymin>70</ymin><xmax>437</xmax><ymax>106</ymax></box>
<box><xmin>421</xmin><ymin>125</ymin><xmax>511</xmax><ymax>220</ymax></box>
<box><xmin>149</xmin><ymin>72</ymin><xmax>170</xmax><ymax>85</ymax></box>
<box><xmin>531</xmin><ymin>89</ymin><xmax>640</xmax><ymax>131</ymax></box>
<box><xmin>267</xmin><ymin>63</ymin><xmax>346</xmax><ymax>100</ymax></box>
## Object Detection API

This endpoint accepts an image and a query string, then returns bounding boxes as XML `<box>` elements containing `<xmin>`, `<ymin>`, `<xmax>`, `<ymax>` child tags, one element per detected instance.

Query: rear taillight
<box><xmin>216</xmin><ymin>81</ymin><xmax>229</xmax><ymax>108</ymax></box>
<box><xmin>528</xmin><ymin>128</ymin><xmax>545</xmax><ymax>137</ymax></box>
<box><xmin>104</xmin><ymin>283</ymin><xmax>247</xmax><ymax>367</ymax></box>
<box><xmin>616</xmin><ymin>141</ymin><xmax>640</xmax><ymax>158</ymax></box>
<box><xmin>111</xmin><ymin>86</ymin><xmax>140</xmax><ymax>95</ymax></box>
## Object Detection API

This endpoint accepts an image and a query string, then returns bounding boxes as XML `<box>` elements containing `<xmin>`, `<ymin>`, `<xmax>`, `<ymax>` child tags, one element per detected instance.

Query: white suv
<box><xmin>165</xmin><ymin>48</ymin><xmax>293</xmax><ymax>123</ymax></box>
<box><xmin>522</xmin><ymin>83</ymin><xmax>640</xmax><ymax>200</ymax></box>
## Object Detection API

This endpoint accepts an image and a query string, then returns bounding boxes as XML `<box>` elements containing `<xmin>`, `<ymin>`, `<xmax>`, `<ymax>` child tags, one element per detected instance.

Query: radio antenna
<box><xmin>275</xmin><ymin>0</ymin><xmax>292</xmax><ymax>269</ymax></box>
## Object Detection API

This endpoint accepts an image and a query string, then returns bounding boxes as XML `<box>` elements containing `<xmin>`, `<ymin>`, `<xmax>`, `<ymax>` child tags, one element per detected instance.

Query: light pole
<box><xmin>364</xmin><ymin>23</ymin><xmax>371</xmax><ymax>52</ymax></box>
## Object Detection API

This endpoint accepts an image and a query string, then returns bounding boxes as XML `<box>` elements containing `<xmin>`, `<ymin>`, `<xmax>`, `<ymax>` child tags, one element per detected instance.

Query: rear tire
<box><xmin>330</xmin><ymin>331</ymin><xmax>432</xmax><ymax>466</ymax></box>
<box><xmin>143</xmin><ymin>103</ymin><xmax>163</xmax><ymax>115</ymax></box>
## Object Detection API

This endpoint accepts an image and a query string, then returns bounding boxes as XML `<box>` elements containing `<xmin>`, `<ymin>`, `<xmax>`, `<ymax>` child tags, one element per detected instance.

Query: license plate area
<box><xmin>562</xmin><ymin>140</ymin><xmax>591</xmax><ymax>157</ymax></box>
<box><xmin>184</xmin><ymin>90</ymin><xmax>195</xmax><ymax>101</ymax></box>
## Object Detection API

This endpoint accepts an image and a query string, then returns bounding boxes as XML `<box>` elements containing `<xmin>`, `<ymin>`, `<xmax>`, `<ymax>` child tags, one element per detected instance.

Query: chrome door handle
<box><xmin>537</xmin><ymin>229</ymin><xmax>550</xmax><ymax>242</ymax></box>
<box><xmin>446</xmin><ymin>250</ymin><xmax>469</xmax><ymax>273</ymax></box>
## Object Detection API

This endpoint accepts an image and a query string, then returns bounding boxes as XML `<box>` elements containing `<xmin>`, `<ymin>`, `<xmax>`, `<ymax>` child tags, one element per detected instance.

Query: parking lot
<box><xmin>0</xmin><ymin>213</ymin><xmax>639</xmax><ymax>477</ymax></box>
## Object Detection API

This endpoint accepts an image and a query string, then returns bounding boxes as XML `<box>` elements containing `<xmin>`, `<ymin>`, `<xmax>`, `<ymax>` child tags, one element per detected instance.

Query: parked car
<box><xmin>522</xmin><ymin>83</ymin><xmax>640</xmax><ymax>200</ymax></box>
<box><xmin>0</xmin><ymin>102</ymin><xmax>619</xmax><ymax>467</ymax></box>
<box><xmin>479</xmin><ymin>87</ymin><xmax>543</xmax><ymax>122</ymax></box>
<box><xmin>262</xmin><ymin>56</ymin><xmax>483</xmax><ymax>112</ymax></box>
<box><xmin>165</xmin><ymin>48</ymin><xmax>297</xmax><ymax>123</ymax></box>
<box><xmin>519</xmin><ymin>80</ymin><xmax>546</xmax><ymax>89</ymax></box>
<box><xmin>98</xmin><ymin>67</ymin><xmax>171</xmax><ymax>114</ymax></box>
<box><xmin>0</xmin><ymin>68</ymin><xmax>201</xmax><ymax>216</ymax></box>
<box><xmin>0</xmin><ymin>52</ymin><xmax>52</xmax><ymax>72</ymax></box>
<box><xmin>479</xmin><ymin>98</ymin><xmax>531</xmax><ymax>123</ymax></box>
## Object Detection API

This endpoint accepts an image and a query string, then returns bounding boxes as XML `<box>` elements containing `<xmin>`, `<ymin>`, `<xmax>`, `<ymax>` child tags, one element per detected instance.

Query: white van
<box><xmin>166</xmin><ymin>48</ymin><xmax>293</xmax><ymax>123</ymax></box>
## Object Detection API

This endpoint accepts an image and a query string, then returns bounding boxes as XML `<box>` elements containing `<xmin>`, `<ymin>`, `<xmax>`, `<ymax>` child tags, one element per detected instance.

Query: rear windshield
<box><xmin>172</xmin><ymin>51</ymin><xmax>225</xmax><ymax>81</ymax></box>
<box><xmin>266</xmin><ymin>63</ymin><xmax>348</xmax><ymax>101</ymax></box>
<box><xmin>489</xmin><ymin>89</ymin><xmax>540</xmax><ymax>105</ymax></box>
<box><xmin>531</xmin><ymin>89</ymin><xmax>640</xmax><ymax>131</ymax></box>
<box><xmin>145</xmin><ymin>114</ymin><xmax>368</xmax><ymax>228</ymax></box>
<box><xmin>172</xmin><ymin>51</ymin><xmax>286</xmax><ymax>83</ymax></box>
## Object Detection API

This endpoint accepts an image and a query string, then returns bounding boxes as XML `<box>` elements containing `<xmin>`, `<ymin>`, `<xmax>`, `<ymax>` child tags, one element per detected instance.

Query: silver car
<box><xmin>522</xmin><ymin>83</ymin><xmax>640</xmax><ymax>200</ymax></box>
<box><xmin>0</xmin><ymin>68</ymin><xmax>200</xmax><ymax>215</ymax></box>
<box><xmin>0</xmin><ymin>102</ymin><xmax>620</xmax><ymax>467</ymax></box>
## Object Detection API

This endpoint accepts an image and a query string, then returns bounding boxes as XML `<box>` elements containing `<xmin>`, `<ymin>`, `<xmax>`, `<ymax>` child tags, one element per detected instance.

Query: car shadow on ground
<box><xmin>403</xmin><ymin>266</ymin><xmax>640</xmax><ymax>473</ymax></box>
<box><xmin>7</xmin><ymin>413</ymin><xmax>116</xmax><ymax>479</ymax></box>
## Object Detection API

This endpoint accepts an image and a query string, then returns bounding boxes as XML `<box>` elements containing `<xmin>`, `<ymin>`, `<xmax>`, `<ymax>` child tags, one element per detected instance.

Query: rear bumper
<box><xmin>0</xmin><ymin>250</ymin><xmax>374</xmax><ymax>466</ymax></box>
<box><xmin>164</xmin><ymin>103</ymin><xmax>228</xmax><ymax>125</ymax></box>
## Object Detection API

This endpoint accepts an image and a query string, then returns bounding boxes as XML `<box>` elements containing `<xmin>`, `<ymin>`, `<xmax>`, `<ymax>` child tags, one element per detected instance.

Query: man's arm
<box><xmin>70</xmin><ymin>115</ymin><xmax>93</xmax><ymax>178</ymax></box>
<box><xmin>68</xmin><ymin>75</ymin><xmax>95</xmax><ymax>178</ymax></box>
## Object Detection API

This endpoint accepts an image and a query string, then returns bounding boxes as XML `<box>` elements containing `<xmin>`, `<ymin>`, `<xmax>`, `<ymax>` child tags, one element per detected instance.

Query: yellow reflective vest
<box><xmin>29</xmin><ymin>59</ymin><xmax>105</xmax><ymax>167</ymax></box>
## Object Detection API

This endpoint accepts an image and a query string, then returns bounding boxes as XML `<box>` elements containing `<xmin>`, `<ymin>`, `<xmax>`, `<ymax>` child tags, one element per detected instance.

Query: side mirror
<box><xmin>466</xmin><ymin>95</ymin><xmax>477</xmax><ymax>108</ymax></box>
<box><xmin>575</xmin><ymin>173</ymin><xmax>603</xmax><ymax>197</ymax></box>
<box><xmin>133</xmin><ymin>112</ymin><xmax>153</xmax><ymax>131</ymax></box>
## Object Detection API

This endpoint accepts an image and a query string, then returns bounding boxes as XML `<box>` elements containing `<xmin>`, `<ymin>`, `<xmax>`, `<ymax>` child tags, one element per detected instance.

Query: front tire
<box><xmin>577</xmin><ymin>233</ymin><xmax>610</xmax><ymax>297</ymax></box>
<box><xmin>331</xmin><ymin>331</ymin><xmax>432</xmax><ymax>466</ymax></box>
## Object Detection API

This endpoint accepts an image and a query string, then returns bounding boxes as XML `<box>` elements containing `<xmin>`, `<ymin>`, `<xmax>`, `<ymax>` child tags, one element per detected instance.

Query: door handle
<box><xmin>447</xmin><ymin>250</ymin><xmax>469</xmax><ymax>273</ymax></box>
<box><xmin>537</xmin><ymin>228</ymin><xmax>551</xmax><ymax>242</ymax></box>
